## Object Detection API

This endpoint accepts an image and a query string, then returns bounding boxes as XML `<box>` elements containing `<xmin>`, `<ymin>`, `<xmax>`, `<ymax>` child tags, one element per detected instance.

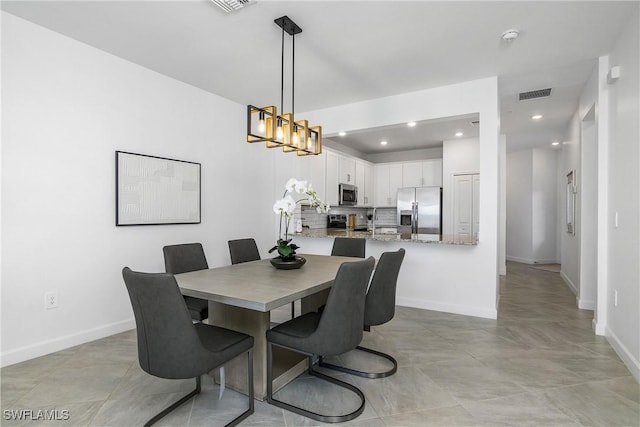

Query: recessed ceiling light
<box><xmin>380</xmin><ymin>140</ymin><xmax>388</xmax><ymax>146</ymax></box>
<box><xmin>552</xmin><ymin>141</ymin><xmax>560</xmax><ymax>146</ymax></box>
<box><xmin>407</xmin><ymin>122</ymin><xmax>416</xmax><ymax>127</ymax></box>
<box><xmin>531</xmin><ymin>114</ymin><xmax>543</xmax><ymax>120</ymax></box>
<box><xmin>338</xmin><ymin>131</ymin><xmax>346</xmax><ymax>137</ymax></box>
<box><xmin>455</xmin><ymin>132</ymin><xmax>464</xmax><ymax>137</ymax></box>
<box><xmin>501</xmin><ymin>29</ymin><xmax>520</xmax><ymax>42</ymax></box>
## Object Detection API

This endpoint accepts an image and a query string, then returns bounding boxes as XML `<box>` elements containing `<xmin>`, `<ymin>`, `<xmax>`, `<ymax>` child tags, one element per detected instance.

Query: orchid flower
<box><xmin>271</xmin><ymin>178</ymin><xmax>330</xmax><ymax>259</ymax></box>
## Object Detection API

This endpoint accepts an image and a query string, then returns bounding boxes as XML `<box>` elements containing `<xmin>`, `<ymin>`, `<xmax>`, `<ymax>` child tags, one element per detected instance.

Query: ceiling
<box><xmin>2</xmin><ymin>0</ymin><xmax>635</xmax><ymax>154</ymax></box>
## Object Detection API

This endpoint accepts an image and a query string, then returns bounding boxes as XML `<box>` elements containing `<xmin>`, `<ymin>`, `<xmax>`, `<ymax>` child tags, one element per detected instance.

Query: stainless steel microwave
<box><xmin>339</xmin><ymin>183</ymin><xmax>358</xmax><ymax>205</ymax></box>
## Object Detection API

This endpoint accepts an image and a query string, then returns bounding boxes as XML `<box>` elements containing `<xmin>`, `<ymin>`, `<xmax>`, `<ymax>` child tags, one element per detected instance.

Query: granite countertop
<box><xmin>294</xmin><ymin>228</ymin><xmax>478</xmax><ymax>245</ymax></box>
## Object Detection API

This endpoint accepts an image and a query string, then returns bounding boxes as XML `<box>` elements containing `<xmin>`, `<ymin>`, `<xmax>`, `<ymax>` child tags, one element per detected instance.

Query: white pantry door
<box><xmin>453</xmin><ymin>173</ymin><xmax>480</xmax><ymax>240</ymax></box>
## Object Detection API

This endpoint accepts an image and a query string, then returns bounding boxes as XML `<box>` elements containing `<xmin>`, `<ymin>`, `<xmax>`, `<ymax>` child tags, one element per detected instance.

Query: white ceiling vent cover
<box><xmin>519</xmin><ymin>88</ymin><xmax>552</xmax><ymax>101</ymax></box>
<box><xmin>211</xmin><ymin>0</ymin><xmax>254</xmax><ymax>13</ymax></box>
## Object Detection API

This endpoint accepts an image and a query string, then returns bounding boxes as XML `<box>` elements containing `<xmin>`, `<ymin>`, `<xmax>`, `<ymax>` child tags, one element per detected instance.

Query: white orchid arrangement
<box><xmin>270</xmin><ymin>178</ymin><xmax>330</xmax><ymax>260</ymax></box>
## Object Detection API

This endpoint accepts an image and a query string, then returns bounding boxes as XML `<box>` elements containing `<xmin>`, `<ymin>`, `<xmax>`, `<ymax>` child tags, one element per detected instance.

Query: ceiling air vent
<box><xmin>519</xmin><ymin>88</ymin><xmax>552</xmax><ymax>101</ymax></box>
<box><xmin>211</xmin><ymin>0</ymin><xmax>254</xmax><ymax>13</ymax></box>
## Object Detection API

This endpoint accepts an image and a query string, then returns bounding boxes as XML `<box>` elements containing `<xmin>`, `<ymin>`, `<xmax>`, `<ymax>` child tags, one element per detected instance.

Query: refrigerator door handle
<box><xmin>413</xmin><ymin>202</ymin><xmax>418</xmax><ymax>234</ymax></box>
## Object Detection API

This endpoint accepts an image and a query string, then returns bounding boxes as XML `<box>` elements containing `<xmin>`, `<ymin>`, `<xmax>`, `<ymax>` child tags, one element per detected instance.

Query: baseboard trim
<box><xmin>593</xmin><ymin>319</ymin><xmax>606</xmax><ymax>336</ymax></box>
<box><xmin>1</xmin><ymin>319</ymin><xmax>135</xmax><ymax>368</ymax></box>
<box><xmin>578</xmin><ymin>298</ymin><xmax>595</xmax><ymax>310</ymax></box>
<box><xmin>396</xmin><ymin>297</ymin><xmax>497</xmax><ymax>320</ymax></box>
<box><xmin>605</xmin><ymin>326</ymin><xmax>640</xmax><ymax>382</ymax></box>
<box><xmin>506</xmin><ymin>256</ymin><xmax>559</xmax><ymax>265</ymax></box>
<box><xmin>560</xmin><ymin>271</ymin><xmax>578</xmax><ymax>296</ymax></box>
<box><xmin>506</xmin><ymin>256</ymin><xmax>535</xmax><ymax>264</ymax></box>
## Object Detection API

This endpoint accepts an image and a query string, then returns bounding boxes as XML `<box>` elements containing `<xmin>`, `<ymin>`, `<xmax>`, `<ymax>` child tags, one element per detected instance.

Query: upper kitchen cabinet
<box><xmin>355</xmin><ymin>160</ymin><xmax>374</xmax><ymax>206</ymax></box>
<box><xmin>338</xmin><ymin>155</ymin><xmax>356</xmax><ymax>185</ymax></box>
<box><xmin>402</xmin><ymin>159</ymin><xmax>443</xmax><ymax>187</ymax></box>
<box><xmin>374</xmin><ymin>163</ymin><xmax>403</xmax><ymax>207</ymax></box>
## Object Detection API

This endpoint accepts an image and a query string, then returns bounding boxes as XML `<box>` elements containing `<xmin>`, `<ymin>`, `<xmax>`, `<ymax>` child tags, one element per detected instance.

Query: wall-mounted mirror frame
<box><xmin>566</xmin><ymin>169</ymin><xmax>577</xmax><ymax>235</ymax></box>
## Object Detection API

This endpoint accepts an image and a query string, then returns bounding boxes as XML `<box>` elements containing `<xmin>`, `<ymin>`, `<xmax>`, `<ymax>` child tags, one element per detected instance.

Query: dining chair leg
<box><xmin>319</xmin><ymin>345</ymin><xmax>398</xmax><ymax>379</ymax></box>
<box><xmin>266</xmin><ymin>342</ymin><xmax>365</xmax><ymax>423</ymax></box>
<box><xmin>225</xmin><ymin>348</ymin><xmax>254</xmax><ymax>427</ymax></box>
<box><xmin>145</xmin><ymin>349</ymin><xmax>254</xmax><ymax>427</ymax></box>
<box><xmin>144</xmin><ymin>376</ymin><xmax>201</xmax><ymax>427</ymax></box>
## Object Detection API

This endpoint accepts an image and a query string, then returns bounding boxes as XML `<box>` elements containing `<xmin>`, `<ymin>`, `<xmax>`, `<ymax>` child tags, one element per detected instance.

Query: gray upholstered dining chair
<box><xmin>266</xmin><ymin>257</ymin><xmax>375</xmax><ymax>423</ymax></box>
<box><xmin>163</xmin><ymin>243</ymin><xmax>209</xmax><ymax>322</ymax></box>
<box><xmin>122</xmin><ymin>267</ymin><xmax>254</xmax><ymax>427</ymax></box>
<box><xmin>320</xmin><ymin>248</ymin><xmax>405</xmax><ymax>378</ymax></box>
<box><xmin>331</xmin><ymin>237</ymin><xmax>366</xmax><ymax>258</ymax></box>
<box><xmin>228</xmin><ymin>238</ymin><xmax>261</xmax><ymax>264</ymax></box>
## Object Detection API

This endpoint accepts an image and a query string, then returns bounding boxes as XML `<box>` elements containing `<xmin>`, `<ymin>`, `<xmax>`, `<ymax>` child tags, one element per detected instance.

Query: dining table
<box><xmin>174</xmin><ymin>253</ymin><xmax>362</xmax><ymax>400</ymax></box>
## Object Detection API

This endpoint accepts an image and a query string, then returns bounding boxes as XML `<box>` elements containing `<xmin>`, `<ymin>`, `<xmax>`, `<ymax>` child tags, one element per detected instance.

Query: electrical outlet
<box><xmin>45</xmin><ymin>291</ymin><xmax>58</xmax><ymax>309</ymax></box>
<box><xmin>614</xmin><ymin>290</ymin><xmax>618</xmax><ymax>307</ymax></box>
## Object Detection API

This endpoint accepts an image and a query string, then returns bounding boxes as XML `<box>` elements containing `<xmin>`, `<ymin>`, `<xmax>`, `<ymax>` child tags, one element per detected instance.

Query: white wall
<box><xmin>560</xmin><ymin>107</ymin><xmax>585</xmax><ymax>296</ymax></box>
<box><xmin>531</xmin><ymin>148</ymin><xmax>558</xmax><ymax>263</ymax></box>
<box><xmin>579</xmin><ymin>111</ymin><xmax>598</xmax><ymax>310</ymax></box>
<box><xmin>442</xmin><ymin>137</ymin><xmax>480</xmax><ymax>237</ymax></box>
<box><xmin>302</xmin><ymin>78</ymin><xmax>500</xmax><ymax>319</ymax></box>
<box><xmin>506</xmin><ymin>148</ymin><xmax>558</xmax><ymax>264</ymax></box>
<box><xmin>1</xmin><ymin>13</ymin><xmax>275</xmax><ymax>366</ymax></box>
<box><xmin>603</xmin><ymin>7</ymin><xmax>640</xmax><ymax>381</ymax></box>
<box><xmin>506</xmin><ymin>150</ymin><xmax>533</xmax><ymax>262</ymax></box>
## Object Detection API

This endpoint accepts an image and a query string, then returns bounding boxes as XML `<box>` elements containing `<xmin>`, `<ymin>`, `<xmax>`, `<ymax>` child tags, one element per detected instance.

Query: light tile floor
<box><xmin>2</xmin><ymin>262</ymin><xmax>638</xmax><ymax>426</ymax></box>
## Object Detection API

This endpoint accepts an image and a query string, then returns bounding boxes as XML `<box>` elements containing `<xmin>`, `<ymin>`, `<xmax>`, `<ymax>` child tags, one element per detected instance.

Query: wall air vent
<box><xmin>210</xmin><ymin>0</ymin><xmax>254</xmax><ymax>13</ymax></box>
<box><xmin>519</xmin><ymin>88</ymin><xmax>552</xmax><ymax>101</ymax></box>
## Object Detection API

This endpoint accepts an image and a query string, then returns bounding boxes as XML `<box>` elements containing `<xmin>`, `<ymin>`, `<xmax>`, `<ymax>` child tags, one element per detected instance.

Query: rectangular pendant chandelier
<box><xmin>246</xmin><ymin>16</ymin><xmax>322</xmax><ymax>155</ymax></box>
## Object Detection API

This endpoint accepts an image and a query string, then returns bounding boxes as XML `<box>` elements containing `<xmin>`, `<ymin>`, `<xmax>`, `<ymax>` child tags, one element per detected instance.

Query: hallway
<box><xmin>1</xmin><ymin>262</ymin><xmax>638</xmax><ymax>426</ymax></box>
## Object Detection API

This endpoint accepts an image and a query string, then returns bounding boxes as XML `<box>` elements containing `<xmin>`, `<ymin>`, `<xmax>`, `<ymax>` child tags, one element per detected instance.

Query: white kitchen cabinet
<box><xmin>355</xmin><ymin>160</ymin><xmax>374</xmax><ymax>206</ymax></box>
<box><xmin>402</xmin><ymin>161</ymin><xmax>423</xmax><ymax>187</ymax></box>
<box><xmin>422</xmin><ymin>159</ymin><xmax>443</xmax><ymax>187</ymax></box>
<box><xmin>339</xmin><ymin>155</ymin><xmax>356</xmax><ymax>184</ymax></box>
<box><xmin>325</xmin><ymin>150</ymin><xmax>339</xmax><ymax>206</ymax></box>
<box><xmin>402</xmin><ymin>159</ymin><xmax>443</xmax><ymax>187</ymax></box>
<box><xmin>374</xmin><ymin>163</ymin><xmax>403</xmax><ymax>206</ymax></box>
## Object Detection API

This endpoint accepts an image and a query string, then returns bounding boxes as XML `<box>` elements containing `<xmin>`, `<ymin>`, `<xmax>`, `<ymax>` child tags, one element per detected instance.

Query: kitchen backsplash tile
<box><xmin>372</xmin><ymin>208</ymin><xmax>397</xmax><ymax>226</ymax></box>
<box><xmin>300</xmin><ymin>206</ymin><xmax>397</xmax><ymax>229</ymax></box>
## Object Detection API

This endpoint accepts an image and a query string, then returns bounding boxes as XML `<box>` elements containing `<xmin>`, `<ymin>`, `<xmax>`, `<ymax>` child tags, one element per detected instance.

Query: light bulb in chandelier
<box><xmin>292</xmin><ymin>125</ymin><xmax>300</xmax><ymax>146</ymax></box>
<box><xmin>258</xmin><ymin>111</ymin><xmax>266</xmax><ymax>133</ymax></box>
<box><xmin>276</xmin><ymin>118</ymin><xmax>284</xmax><ymax>140</ymax></box>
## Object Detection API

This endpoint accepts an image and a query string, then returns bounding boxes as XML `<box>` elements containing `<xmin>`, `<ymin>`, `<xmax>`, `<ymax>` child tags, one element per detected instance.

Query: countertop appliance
<box><xmin>338</xmin><ymin>183</ymin><xmax>358</xmax><ymax>206</ymax></box>
<box><xmin>327</xmin><ymin>214</ymin><xmax>347</xmax><ymax>228</ymax></box>
<box><xmin>397</xmin><ymin>187</ymin><xmax>442</xmax><ymax>237</ymax></box>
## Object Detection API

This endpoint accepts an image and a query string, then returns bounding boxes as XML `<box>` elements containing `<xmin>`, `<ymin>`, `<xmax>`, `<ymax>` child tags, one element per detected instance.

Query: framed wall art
<box><xmin>116</xmin><ymin>151</ymin><xmax>201</xmax><ymax>226</ymax></box>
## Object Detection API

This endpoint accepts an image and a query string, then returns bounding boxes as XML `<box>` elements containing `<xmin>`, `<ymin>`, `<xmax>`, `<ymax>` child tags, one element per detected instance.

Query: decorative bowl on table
<box><xmin>270</xmin><ymin>256</ymin><xmax>307</xmax><ymax>270</ymax></box>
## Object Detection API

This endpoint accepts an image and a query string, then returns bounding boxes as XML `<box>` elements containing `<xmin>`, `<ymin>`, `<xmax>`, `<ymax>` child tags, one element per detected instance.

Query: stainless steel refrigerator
<box><xmin>397</xmin><ymin>187</ymin><xmax>442</xmax><ymax>238</ymax></box>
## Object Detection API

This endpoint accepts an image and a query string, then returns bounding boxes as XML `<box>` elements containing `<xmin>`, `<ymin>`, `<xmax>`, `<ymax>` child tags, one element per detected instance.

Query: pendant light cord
<box><xmin>292</xmin><ymin>33</ymin><xmax>295</xmax><ymax>116</ymax></box>
<box><xmin>280</xmin><ymin>26</ymin><xmax>284</xmax><ymax>112</ymax></box>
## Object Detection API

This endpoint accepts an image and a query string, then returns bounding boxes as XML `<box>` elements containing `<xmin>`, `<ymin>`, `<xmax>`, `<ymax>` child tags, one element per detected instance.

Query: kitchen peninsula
<box><xmin>294</xmin><ymin>228</ymin><xmax>478</xmax><ymax>245</ymax></box>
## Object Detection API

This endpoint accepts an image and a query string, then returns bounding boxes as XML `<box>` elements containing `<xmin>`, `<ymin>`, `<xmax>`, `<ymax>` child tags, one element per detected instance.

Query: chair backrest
<box><xmin>122</xmin><ymin>267</ymin><xmax>206</xmax><ymax>379</ymax></box>
<box><xmin>228</xmin><ymin>238</ymin><xmax>261</xmax><ymax>265</ymax></box>
<box><xmin>364</xmin><ymin>248</ymin><xmax>405</xmax><ymax>327</ymax></box>
<box><xmin>331</xmin><ymin>237</ymin><xmax>366</xmax><ymax>258</ymax></box>
<box><xmin>308</xmin><ymin>257</ymin><xmax>375</xmax><ymax>356</ymax></box>
<box><xmin>163</xmin><ymin>243</ymin><xmax>209</xmax><ymax>274</ymax></box>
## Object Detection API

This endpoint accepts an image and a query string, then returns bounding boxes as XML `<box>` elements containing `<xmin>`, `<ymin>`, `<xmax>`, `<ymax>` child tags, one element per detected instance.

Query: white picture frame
<box><xmin>116</xmin><ymin>151</ymin><xmax>201</xmax><ymax>226</ymax></box>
